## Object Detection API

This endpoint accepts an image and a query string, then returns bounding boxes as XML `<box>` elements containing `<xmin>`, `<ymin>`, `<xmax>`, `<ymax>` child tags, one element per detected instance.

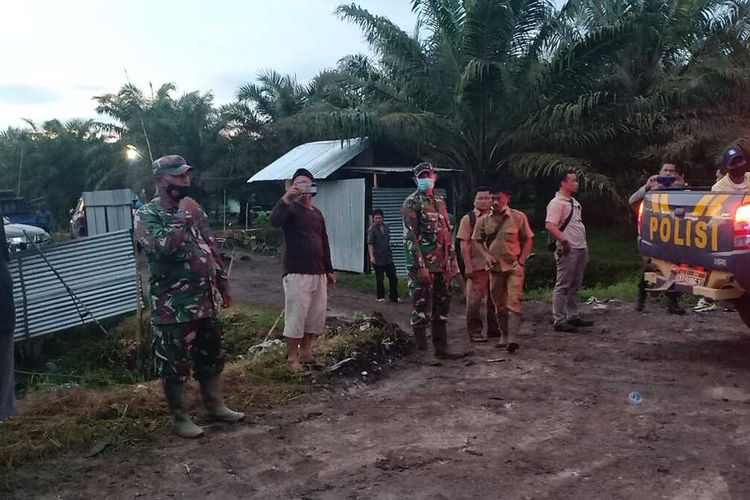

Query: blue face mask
<box><xmin>417</xmin><ymin>178</ymin><xmax>434</xmax><ymax>191</ymax></box>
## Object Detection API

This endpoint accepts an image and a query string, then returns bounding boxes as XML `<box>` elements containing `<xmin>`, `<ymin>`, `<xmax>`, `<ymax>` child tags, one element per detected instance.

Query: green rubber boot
<box><xmin>496</xmin><ymin>313</ymin><xmax>509</xmax><ymax>347</ymax></box>
<box><xmin>163</xmin><ymin>380</ymin><xmax>204</xmax><ymax>439</ymax></box>
<box><xmin>433</xmin><ymin>321</ymin><xmax>462</xmax><ymax>360</ymax></box>
<box><xmin>200</xmin><ymin>376</ymin><xmax>246</xmax><ymax>423</ymax></box>
<box><xmin>414</xmin><ymin>327</ymin><xmax>440</xmax><ymax>366</ymax></box>
<box><xmin>506</xmin><ymin>312</ymin><xmax>522</xmax><ymax>354</ymax></box>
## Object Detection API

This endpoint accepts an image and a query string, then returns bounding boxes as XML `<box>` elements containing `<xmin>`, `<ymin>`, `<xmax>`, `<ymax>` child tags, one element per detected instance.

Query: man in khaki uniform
<box><xmin>473</xmin><ymin>185</ymin><xmax>534</xmax><ymax>353</ymax></box>
<box><xmin>457</xmin><ymin>186</ymin><xmax>499</xmax><ymax>342</ymax></box>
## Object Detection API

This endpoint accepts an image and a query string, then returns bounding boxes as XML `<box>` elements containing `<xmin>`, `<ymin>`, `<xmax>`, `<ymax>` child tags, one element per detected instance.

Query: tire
<box><xmin>735</xmin><ymin>293</ymin><xmax>750</xmax><ymax>328</ymax></box>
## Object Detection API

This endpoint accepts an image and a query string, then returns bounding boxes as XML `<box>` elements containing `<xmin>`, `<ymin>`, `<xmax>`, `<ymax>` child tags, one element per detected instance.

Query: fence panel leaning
<box><xmin>9</xmin><ymin>230</ymin><xmax>138</xmax><ymax>341</ymax></box>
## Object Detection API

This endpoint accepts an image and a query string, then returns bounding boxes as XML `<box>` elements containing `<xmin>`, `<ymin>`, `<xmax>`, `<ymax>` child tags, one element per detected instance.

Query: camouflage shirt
<box><xmin>402</xmin><ymin>190</ymin><xmax>455</xmax><ymax>272</ymax></box>
<box><xmin>134</xmin><ymin>198</ymin><xmax>229</xmax><ymax>324</ymax></box>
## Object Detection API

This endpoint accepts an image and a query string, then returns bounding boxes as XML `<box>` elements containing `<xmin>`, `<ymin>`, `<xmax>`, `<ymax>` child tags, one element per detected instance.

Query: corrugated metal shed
<box><xmin>83</xmin><ymin>189</ymin><xmax>135</xmax><ymax>236</ymax></box>
<box><xmin>372</xmin><ymin>187</ymin><xmax>447</xmax><ymax>276</ymax></box>
<box><xmin>315</xmin><ymin>179</ymin><xmax>366</xmax><ymax>272</ymax></box>
<box><xmin>247</xmin><ymin>138</ymin><xmax>367</xmax><ymax>183</ymax></box>
<box><xmin>10</xmin><ymin>230</ymin><xmax>137</xmax><ymax>341</ymax></box>
<box><xmin>343</xmin><ymin>166</ymin><xmax>459</xmax><ymax>174</ymax></box>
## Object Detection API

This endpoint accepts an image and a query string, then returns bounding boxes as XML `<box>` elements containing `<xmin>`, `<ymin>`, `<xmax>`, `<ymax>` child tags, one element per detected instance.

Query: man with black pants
<box><xmin>368</xmin><ymin>209</ymin><xmax>399</xmax><ymax>302</ymax></box>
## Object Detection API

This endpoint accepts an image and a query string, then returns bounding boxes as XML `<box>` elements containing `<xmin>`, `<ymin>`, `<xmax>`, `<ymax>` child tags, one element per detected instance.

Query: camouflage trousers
<box><xmin>151</xmin><ymin>318</ymin><xmax>226</xmax><ymax>383</ymax></box>
<box><xmin>408</xmin><ymin>269</ymin><xmax>451</xmax><ymax>327</ymax></box>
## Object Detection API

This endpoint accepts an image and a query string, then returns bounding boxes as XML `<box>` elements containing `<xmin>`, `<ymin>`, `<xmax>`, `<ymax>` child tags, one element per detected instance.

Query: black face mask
<box><xmin>165</xmin><ymin>183</ymin><xmax>194</xmax><ymax>201</ymax></box>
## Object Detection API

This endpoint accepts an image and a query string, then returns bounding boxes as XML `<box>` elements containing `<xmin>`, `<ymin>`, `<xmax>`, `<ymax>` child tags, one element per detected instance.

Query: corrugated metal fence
<box><xmin>372</xmin><ymin>188</ymin><xmax>447</xmax><ymax>276</ymax></box>
<box><xmin>10</xmin><ymin>230</ymin><xmax>138</xmax><ymax>341</ymax></box>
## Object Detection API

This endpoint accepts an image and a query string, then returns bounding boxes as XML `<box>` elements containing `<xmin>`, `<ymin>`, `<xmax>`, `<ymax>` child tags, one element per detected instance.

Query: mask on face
<box><xmin>417</xmin><ymin>178</ymin><xmax>434</xmax><ymax>192</ymax></box>
<box><xmin>166</xmin><ymin>183</ymin><xmax>194</xmax><ymax>201</ymax></box>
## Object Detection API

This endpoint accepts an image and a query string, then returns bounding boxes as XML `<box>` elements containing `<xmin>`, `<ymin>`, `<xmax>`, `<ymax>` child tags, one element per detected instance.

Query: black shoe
<box><xmin>568</xmin><ymin>318</ymin><xmax>594</xmax><ymax>327</ymax></box>
<box><xmin>635</xmin><ymin>302</ymin><xmax>645</xmax><ymax>312</ymax></box>
<box><xmin>507</xmin><ymin>343</ymin><xmax>519</xmax><ymax>354</ymax></box>
<box><xmin>554</xmin><ymin>321</ymin><xmax>578</xmax><ymax>333</ymax></box>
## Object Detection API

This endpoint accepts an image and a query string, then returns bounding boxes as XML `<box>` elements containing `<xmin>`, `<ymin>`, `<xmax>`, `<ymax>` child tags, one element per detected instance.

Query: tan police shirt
<box><xmin>457</xmin><ymin>209</ymin><xmax>490</xmax><ymax>272</ymax></box>
<box><xmin>472</xmin><ymin>207</ymin><xmax>534</xmax><ymax>272</ymax></box>
<box><xmin>545</xmin><ymin>192</ymin><xmax>587</xmax><ymax>249</ymax></box>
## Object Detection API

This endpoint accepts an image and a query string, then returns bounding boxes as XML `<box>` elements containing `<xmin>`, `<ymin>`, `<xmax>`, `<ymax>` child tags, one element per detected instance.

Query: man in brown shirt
<box><xmin>270</xmin><ymin>168</ymin><xmax>336</xmax><ymax>371</ymax></box>
<box><xmin>473</xmin><ymin>185</ymin><xmax>534</xmax><ymax>353</ymax></box>
<box><xmin>457</xmin><ymin>186</ymin><xmax>499</xmax><ymax>342</ymax></box>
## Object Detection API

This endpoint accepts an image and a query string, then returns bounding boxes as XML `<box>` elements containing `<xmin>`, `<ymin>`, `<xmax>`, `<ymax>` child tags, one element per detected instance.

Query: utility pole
<box><xmin>16</xmin><ymin>146</ymin><xmax>24</xmax><ymax>196</ymax></box>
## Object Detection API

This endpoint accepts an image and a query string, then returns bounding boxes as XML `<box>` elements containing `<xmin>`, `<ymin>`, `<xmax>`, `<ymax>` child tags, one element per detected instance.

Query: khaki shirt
<box><xmin>545</xmin><ymin>192</ymin><xmax>587</xmax><ymax>249</ymax></box>
<box><xmin>472</xmin><ymin>207</ymin><xmax>534</xmax><ymax>272</ymax></box>
<box><xmin>457</xmin><ymin>209</ymin><xmax>489</xmax><ymax>271</ymax></box>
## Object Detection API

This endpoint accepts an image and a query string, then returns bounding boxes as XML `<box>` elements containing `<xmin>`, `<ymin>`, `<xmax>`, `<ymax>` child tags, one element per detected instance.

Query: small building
<box><xmin>80</xmin><ymin>189</ymin><xmax>136</xmax><ymax>237</ymax></box>
<box><xmin>247</xmin><ymin>138</ymin><xmax>458</xmax><ymax>275</ymax></box>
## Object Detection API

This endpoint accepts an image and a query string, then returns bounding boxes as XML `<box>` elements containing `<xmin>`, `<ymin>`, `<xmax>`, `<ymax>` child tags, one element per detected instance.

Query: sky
<box><xmin>0</xmin><ymin>0</ymin><xmax>418</xmax><ymax>129</ymax></box>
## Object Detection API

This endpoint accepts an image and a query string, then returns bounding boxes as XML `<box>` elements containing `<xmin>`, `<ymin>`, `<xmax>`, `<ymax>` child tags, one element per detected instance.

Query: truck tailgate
<box><xmin>638</xmin><ymin>190</ymin><xmax>747</xmax><ymax>270</ymax></box>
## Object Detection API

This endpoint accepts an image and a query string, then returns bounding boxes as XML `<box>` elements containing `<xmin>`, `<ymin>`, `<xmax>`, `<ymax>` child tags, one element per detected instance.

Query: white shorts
<box><xmin>282</xmin><ymin>274</ymin><xmax>328</xmax><ymax>339</ymax></box>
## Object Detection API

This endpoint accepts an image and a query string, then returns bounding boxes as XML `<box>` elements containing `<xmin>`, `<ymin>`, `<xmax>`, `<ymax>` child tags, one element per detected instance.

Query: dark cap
<box><xmin>722</xmin><ymin>146</ymin><xmax>745</xmax><ymax>167</ymax></box>
<box><xmin>414</xmin><ymin>162</ymin><xmax>436</xmax><ymax>177</ymax></box>
<box><xmin>292</xmin><ymin>168</ymin><xmax>314</xmax><ymax>182</ymax></box>
<box><xmin>153</xmin><ymin>155</ymin><xmax>193</xmax><ymax>176</ymax></box>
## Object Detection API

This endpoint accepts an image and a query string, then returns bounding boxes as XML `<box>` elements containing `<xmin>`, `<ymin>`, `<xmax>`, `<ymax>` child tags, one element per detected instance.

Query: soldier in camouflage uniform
<box><xmin>134</xmin><ymin>155</ymin><xmax>244</xmax><ymax>438</ymax></box>
<box><xmin>402</xmin><ymin>162</ymin><xmax>461</xmax><ymax>363</ymax></box>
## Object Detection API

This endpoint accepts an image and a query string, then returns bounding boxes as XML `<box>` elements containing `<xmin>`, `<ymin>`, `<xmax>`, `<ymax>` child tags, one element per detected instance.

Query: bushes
<box><xmin>524</xmin><ymin>252</ymin><xmax>642</xmax><ymax>290</ymax></box>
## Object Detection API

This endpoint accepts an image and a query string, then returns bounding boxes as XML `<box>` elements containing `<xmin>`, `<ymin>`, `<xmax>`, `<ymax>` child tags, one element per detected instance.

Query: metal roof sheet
<box><xmin>343</xmin><ymin>165</ymin><xmax>460</xmax><ymax>174</ymax></box>
<box><xmin>247</xmin><ymin>138</ymin><xmax>367</xmax><ymax>183</ymax></box>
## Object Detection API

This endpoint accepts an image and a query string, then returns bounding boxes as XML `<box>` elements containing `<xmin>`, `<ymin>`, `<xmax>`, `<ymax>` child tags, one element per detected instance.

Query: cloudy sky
<box><xmin>0</xmin><ymin>0</ymin><xmax>417</xmax><ymax>129</ymax></box>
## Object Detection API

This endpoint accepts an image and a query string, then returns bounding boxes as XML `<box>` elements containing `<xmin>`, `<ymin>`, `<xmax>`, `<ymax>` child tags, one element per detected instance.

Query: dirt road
<box><xmin>10</xmin><ymin>256</ymin><xmax>750</xmax><ymax>499</ymax></box>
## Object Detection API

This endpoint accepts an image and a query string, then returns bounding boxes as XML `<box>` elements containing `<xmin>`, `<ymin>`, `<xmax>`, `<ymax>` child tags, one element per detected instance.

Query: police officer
<box><xmin>402</xmin><ymin>162</ymin><xmax>460</xmax><ymax>363</ymax></box>
<box><xmin>629</xmin><ymin>162</ymin><xmax>686</xmax><ymax>314</ymax></box>
<box><xmin>134</xmin><ymin>155</ymin><xmax>244</xmax><ymax>439</ymax></box>
<box><xmin>473</xmin><ymin>185</ymin><xmax>534</xmax><ymax>353</ymax></box>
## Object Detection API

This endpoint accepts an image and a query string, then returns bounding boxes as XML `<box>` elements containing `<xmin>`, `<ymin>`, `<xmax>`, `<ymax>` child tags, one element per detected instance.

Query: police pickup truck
<box><xmin>638</xmin><ymin>188</ymin><xmax>750</xmax><ymax>327</ymax></box>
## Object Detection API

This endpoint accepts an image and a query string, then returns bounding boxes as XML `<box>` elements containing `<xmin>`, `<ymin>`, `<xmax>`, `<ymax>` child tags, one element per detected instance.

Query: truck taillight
<box><xmin>734</xmin><ymin>204</ymin><xmax>750</xmax><ymax>249</ymax></box>
<box><xmin>637</xmin><ymin>201</ymin><xmax>644</xmax><ymax>235</ymax></box>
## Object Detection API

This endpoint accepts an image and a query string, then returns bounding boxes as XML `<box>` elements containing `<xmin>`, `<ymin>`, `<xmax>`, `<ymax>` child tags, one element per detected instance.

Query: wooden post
<box><xmin>132</xmin><ymin>232</ymin><xmax>145</xmax><ymax>370</ymax></box>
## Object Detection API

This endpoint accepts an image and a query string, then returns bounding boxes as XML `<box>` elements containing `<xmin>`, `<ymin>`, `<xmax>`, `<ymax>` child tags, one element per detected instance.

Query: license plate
<box><xmin>675</xmin><ymin>268</ymin><xmax>707</xmax><ymax>287</ymax></box>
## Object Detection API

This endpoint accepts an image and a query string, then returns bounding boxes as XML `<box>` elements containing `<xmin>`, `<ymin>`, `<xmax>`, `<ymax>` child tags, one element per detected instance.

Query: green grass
<box><xmin>338</xmin><ymin>227</ymin><xmax>642</xmax><ymax>301</ymax></box>
<box><xmin>337</xmin><ymin>272</ymin><xmax>411</xmax><ymax>298</ymax></box>
<box><xmin>3</xmin><ymin>307</ymin><xmax>411</xmax><ymax>470</ymax></box>
<box><xmin>526</xmin><ymin>274</ymin><xmax>640</xmax><ymax>302</ymax></box>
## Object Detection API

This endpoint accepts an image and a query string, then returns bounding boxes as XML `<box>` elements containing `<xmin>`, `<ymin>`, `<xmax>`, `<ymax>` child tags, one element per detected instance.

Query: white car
<box><xmin>3</xmin><ymin>216</ymin><xmax>51</xmax><ymax>252</ymax></box>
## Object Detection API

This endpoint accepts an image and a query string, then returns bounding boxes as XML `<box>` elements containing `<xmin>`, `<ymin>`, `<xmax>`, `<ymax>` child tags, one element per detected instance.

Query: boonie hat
<box><xmin>153</xmin><ymin>155</ymin><xmax>193</xmax><ymax>176</ymax></box>
<box><xmin>414</xmin><ymin>162</ymin><xmax>436</xmax><ymax>177</ymax></box>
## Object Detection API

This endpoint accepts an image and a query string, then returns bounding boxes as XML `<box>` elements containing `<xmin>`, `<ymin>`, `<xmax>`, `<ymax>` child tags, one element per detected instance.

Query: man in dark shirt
<box><xmin>367</xmin><ymin>208</ymin><xmax>399</xmax><ymax>302</ymax></box>
<box><xmin>0</xmin><ymin>218</ymin><xmax>16</xmax><ymax>420</ymax></box>
<box><xmin>270</xmin><ymin>168</ymin><xmax>336</xmax><ymax>371</ymax></box>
